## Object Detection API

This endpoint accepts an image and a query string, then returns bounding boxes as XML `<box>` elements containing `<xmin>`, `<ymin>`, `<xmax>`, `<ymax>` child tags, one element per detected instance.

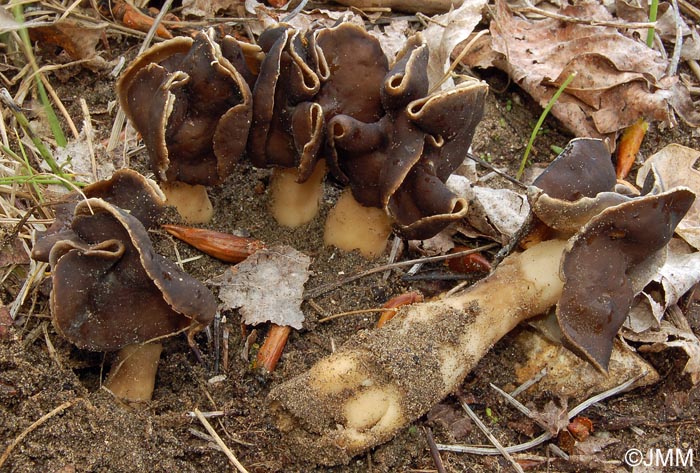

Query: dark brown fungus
<box><xmin>32</xmin><ymin>169</ymin><xmax>165</xmax><ymax>262</ymax></box>
<box><xmin>557</xmin><ymin>187</ymin><xmax>695</xmax><ymax>372</ymax></box>
<box><xmin>248</xmin><ymin>25</ymin><xmax>323</xmax><ymax>181</ymax></box>
<box><xmin>523</xmin><ymin>138</ymin><xmax>618</xmax><ymax>246</ymax></box>
<box><xmin>48</xmin><ymin>198</ymin><xmax>216</xmax><ymax>401</ymax></box>
<box><xmin>313</xmin><ymin>23</ymin><xmax>389</xmax><ymax>124</ymax></box>
<box><xmin>326</xmin><ymin>33</ymin><xmax>487</xmax><ymax>241</ymax></box>
<box><xmin>118</xmin><ymin>30</ymin><xmax>251</xmax><ymax>185</ymax></box>
<box><xmin>533</xmin><ymin>138</ymin><xmax>617</xmax><ymax>200</ymax></box>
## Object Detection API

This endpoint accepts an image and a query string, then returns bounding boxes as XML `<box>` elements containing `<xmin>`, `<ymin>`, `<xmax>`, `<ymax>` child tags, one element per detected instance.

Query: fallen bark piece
<box><xmin>268</xmin><ymin>187</ymin><xmax>693</xmax><ymax>465</ymax></box>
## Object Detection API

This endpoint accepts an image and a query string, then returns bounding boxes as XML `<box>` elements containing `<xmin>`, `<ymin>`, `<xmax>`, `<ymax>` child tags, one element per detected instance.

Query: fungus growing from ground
<box><xmin>47</xmin><ymin>198</ymin><xmax>217</xmax><ymax>402</ymax></box>
<box><xmin>324</xmin><ymin>33</ymin><xmax>487</xmax><ymax>256</ymax></box>
<box><xmin>248</xmin><ymin>23</ymin><xmax>390</xmax><ymax>228</ymax></box>
<box><xmin>117</xmin><ymin>30</ymin><xmax>254</xmax><ymax>223</ymax></box>
<box><xmin>268</xmin><ymin>139</ymin><xmax>694</xmax><ymax>464</ymax></box>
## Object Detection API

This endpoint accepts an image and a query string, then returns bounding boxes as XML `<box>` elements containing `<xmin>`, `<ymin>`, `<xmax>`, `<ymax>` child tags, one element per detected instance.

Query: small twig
<box><xmin>465</xmin><ymin>152</ymin><xmax>528</xmax><ymax>190</ymax></box>
<box><xmin>438</xmin><ymin>373</ymin><xmax>645</xmax><ymax>455</ymax></box>
<box><xmin>318</xmin><ymin>308</ymin><xmax>392</xmax><ymax>323</ymax></box>
<box><xmin>0</xmin><ymin>398</ymin><xmax>81</xmax><ymax>469</ymax></box>
<box><xmin>459</xmin><ymin>398</ymin><xmax>525</xmax><ymax>473</ymax></box>
<box><xmin>193</xmin><ymin>408</ymin><xmax>249</xmax><ymax>473</ymax></box>
<box><xmin>513</xmin><ymin>3</ymin><xmax>657</xmax><ymax>29</ymax></box>
<box><xmin>423</xmin><ymin>427</ymin><xmax>447</xmax><ymax>473</ymax></box>
<box><xmin>508</xmin><ymin>367</ymin><xmax>547</xmax><ymax>398</ymax></box>
<box><xmin>79</xmin><ymin>98</ymin><xmax>97</xmax><ymax>182</ymax></box>
<box><xmin>304</xmin><ymin>243</ymin><xmax>498</xmax><ymax>299</ymax></box>
<box><xmin>547</xmin><ymin>443</ymin><xmax>569</xmax><ymax>461</ymax></box>
<box><xmin>187</xmin><ymin>410</ymin><xmax>225</xmax><ymax>418</ymax></box>
<box><xmin>667</xmin><ymin>0</ymin><xmax>683</xmax><ymax>75</ymax></box>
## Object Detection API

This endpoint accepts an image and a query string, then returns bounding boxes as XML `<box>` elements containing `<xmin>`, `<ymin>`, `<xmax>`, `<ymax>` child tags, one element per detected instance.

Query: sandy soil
<box><xmin>1</xmin><ymin>22</ymin><xmax>699</xmax><ymax>473</ymax></box>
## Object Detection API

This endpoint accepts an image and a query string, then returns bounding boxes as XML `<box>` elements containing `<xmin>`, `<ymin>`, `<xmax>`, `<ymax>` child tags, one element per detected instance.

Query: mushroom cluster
<box><xmin>33</xmin><ymin>170</ymin><xmax>218</xmax><ymax>402</ymax></box>
<box><xmin>117</xmin><ymin>23</ymin><xmax>488</xmax><ymax>256</ymax></box>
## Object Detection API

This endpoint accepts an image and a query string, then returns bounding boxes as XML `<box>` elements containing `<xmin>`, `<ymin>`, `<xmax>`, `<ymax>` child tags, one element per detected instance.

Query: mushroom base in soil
<box><xmin>323</xmin><ymin>189</ymin><xmax>393</xmax><ymax>259</ymax></box>
<box><xmin>103</xmin><ymin>343</ymin><xmax>164</xmax><ymax>402</ymax></box>
<box><xmin>268</xmin><ymin>186</ymin><xmax>694</xmax><ymax>466</ymax></box>
<box><xmin>159</xmin><ymin>181</ymin><xmax>214</xmax><ymax>224</ymax></box>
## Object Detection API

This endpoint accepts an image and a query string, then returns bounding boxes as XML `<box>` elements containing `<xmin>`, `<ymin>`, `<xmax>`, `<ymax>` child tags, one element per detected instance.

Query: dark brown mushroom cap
<box><xmin>32</xmin><ymin>169</ymin><xmax>166</xmax><ymax>262</ymax></box>
<box><xmin>380</xmin><ymin>34</ymin><xmax>429</xmax><ymax>111</ymax></box>
<box><xmin>117</xmin><ymin>30</ymin><xmax>252</xmax><ymax>186</ymax></box>
<box><xmin>314</xmin><ymin>23</ymin><xmax>389</xmax><ymax>123</ymax></box>
<box><xmin>49</xmin><ymin>198</ymin><xmax>217</xmax><ymax>351</ymax></box>
<box><xmin>327</xmin><ymin>33</ymin><xmax>487</xmax><ymax>240</ymax></box>
<box><xmin>557</xmin><ymin>187</ymin><xmax>695</xmax><ymax>372</ymax></box>
<box><xmin>533</xmin><ymin>138</ymin><xmax>616</xmax><ymax>200</ymax></box>
<box><xmin>247</xmin><ymin>25</ymin><xmax>325</xmax><ymax>182</ymax></box>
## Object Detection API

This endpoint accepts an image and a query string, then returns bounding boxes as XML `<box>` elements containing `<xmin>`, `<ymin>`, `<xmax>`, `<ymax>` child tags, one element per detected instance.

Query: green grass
<box><xmin>516</xmin><ymin>72</ymin><xmax>577</xmax><ymax>180</ymax></box>
<box><xmin>646</xmin><ymin>0</ymin><xmax>659</xmax><ymax>47</ymax></box>
<box><xmin>12</xmin><ymin>4</ymin><xmax>67</xmax><ymax>147</ymax></box>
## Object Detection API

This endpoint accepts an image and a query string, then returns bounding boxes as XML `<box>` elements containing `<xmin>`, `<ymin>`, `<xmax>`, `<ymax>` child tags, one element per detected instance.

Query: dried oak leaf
<box><xmin>29</xmin><ymin>19</ymin><xmax>105</xmax><ymax>62</ymax></box>
<box><xmin>217</xmin><ymin>245</ymin><xmax>310</xmax><ymax>329</ymax></box>
<box><xmin>460</xmin><ymin>0</ymin><xmax>700</xmax><ymax>142</ymax></box>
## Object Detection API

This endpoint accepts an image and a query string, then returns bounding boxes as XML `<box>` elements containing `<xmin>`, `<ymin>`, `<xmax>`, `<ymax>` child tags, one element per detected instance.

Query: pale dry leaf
<box><xmin>626</xmin><ymin>239</ymin><xmax>700</xmax><ymax>332</ymax></box>
<box><xmin>423</xmin><ymin>0</ymin><xmax>487</xmax><ymax>88</ymax></box>
<box><xmin>461</xmin><ymin>0</ymin><xmax>700</xmax><ymax>140</ymax></box>
<box><xmin>217</xmin><ymin>245</ymin><xmax>311</xmax><ymax>329</ymax></box>
<box><xmin>182</xmin><ymin>0</ymin><xmax>241</xmax><ymax>17</ymax></box>
<box><xmin>573</xmin><ymin>435</ymin><xmax>619</xmax><ymax>456</ymax></box>
<box><xmin>54</xmin><ymin>129</ymin><xmax>114</xmax><ymax>183</ymax></box>
<box><xmin>636</xmin><ymin>144</ymin><xmax>700</xmax><ymax>249</ymax></box>
<box><xmin>368</xmin><ymin>19</ymin><xmax>412</xmax><ymax>60</ymax></box>
<box><xmin>515</xmin><ymin>329</ymin><xmax>659</xmax><ymax>399</ymax></box>
<box><xmin>0</xmin><ymin>6</ymin><xmax>54</xmax><ymax>33</ymax></box>
<box><xmin>637</xmin><ymin>316</ymin><xmax>700</xmax><ymax>384</ymax></box>
<box><xmin>448</xmin><ymin>174</ymin><xmax>529</xmax><ymax>244</ymax></box>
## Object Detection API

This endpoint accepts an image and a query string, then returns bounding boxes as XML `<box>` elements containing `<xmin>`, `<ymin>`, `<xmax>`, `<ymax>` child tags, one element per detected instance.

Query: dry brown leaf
<box><xmin>423</xmin><ymin>0</ymin><xmax>487</xmax><ymax>87</ymax></box>
<box><xmin>217</xmin><ymin>245</ymin><xmax>311</xmax><ymax>329</ymax></box>
<box><xmin>182</xmin><ymin>0</ymin><xmax>242</xmax><ymax>18</ymax></box>
<box><xmin>460</xmin><ymin>0</ymin><xmax>700</xmax><ymax>142</ymax></box>
<box><xmin>0</xmin><ymin>236</ymin><xmax>29</xmax><ymax>267</ymax></box>
<box><xmin>627</xmin><ymin>239</ymin><xmax>700</xmax><ymax>332</ymax></box>
<box><xmin>634</xmin><ymin>307</ymin><xmax>700</xmax><ymax>384</ymax></box>
<box><xmin>636</xmin><ymin>144</ymin><xmax>700</xmax><ymax>249</ymax></box>
<box><xmin>29</xmin><ymin>19</ymin><xmax>105</xmax><ymax>61</ymax></box>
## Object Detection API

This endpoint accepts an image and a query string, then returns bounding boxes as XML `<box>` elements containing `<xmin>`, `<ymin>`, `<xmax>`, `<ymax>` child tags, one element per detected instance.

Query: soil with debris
<box><xmin>1</xmin><ymin>25</ymin><xmax>700</xmax><ymax>473</ymax></box>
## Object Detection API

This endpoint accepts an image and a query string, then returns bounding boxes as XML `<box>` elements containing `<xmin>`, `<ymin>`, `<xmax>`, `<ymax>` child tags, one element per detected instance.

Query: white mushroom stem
<box><xmin>268</xmin><ymin>239</ymin><xmax>567</xmax><ymax>465</ymax></box>
<box><xmin>104</xmin><ymin>342</ymin><xmax>163</xmax><ymax>403</ymax></box>
<box><xmin>270</xmin><ymin>161</ymin><xmax>326</xmax><ymax>227</ymax></box>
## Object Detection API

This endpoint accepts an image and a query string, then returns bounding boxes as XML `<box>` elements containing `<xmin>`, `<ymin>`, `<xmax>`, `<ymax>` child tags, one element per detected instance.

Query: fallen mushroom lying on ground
<box><xmin>268</xmin><ymin>139</ymin><xmax>695</xmax><ymax>465</ymax></box>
